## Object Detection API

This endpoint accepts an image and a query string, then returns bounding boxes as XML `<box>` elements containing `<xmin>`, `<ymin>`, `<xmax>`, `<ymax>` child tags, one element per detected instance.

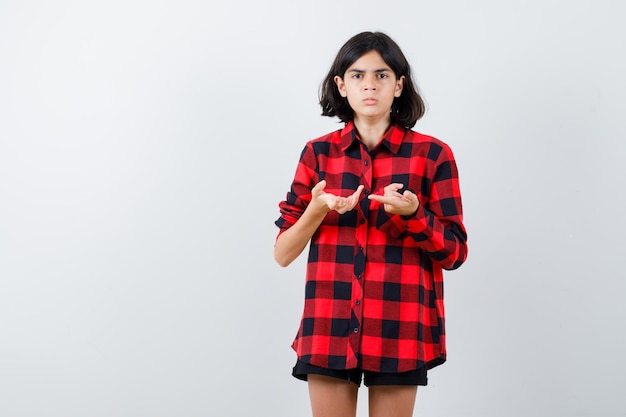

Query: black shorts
<box><xmin>292</xmin><ymin>360</ymin><xmax>428</xmax><ymax>387</ymax></box>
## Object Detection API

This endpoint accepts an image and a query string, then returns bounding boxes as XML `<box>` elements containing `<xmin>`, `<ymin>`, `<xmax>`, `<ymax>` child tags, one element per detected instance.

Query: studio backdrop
<box><xmin>0</xmin><ymin>1</ymin><xmax>624</xmax><ymax>416</ymax></box>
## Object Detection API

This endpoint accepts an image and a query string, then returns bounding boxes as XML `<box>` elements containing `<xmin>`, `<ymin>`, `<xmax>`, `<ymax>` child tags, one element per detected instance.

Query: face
<box><xmin>334</xmin><ymin>50</ymin><xmax>404</xmax><ymax>124</ymax></box>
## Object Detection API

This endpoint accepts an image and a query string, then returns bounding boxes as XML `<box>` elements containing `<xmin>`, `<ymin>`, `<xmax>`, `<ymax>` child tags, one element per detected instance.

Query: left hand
<box><xmin>367</xmin><ymin>183</ymin><xmax>419</xmax><ymax>217</ymax></box>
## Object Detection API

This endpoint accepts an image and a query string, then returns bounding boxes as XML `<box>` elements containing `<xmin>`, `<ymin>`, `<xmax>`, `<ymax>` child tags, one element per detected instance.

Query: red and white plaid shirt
<box><xmin>275</xmin><ymin>122</ymin><xmax>468</xmax><ymax>373</ymax></box>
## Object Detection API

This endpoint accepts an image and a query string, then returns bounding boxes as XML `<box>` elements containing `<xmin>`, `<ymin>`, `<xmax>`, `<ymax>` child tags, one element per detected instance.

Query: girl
<box><xmin>274</xmin><ymin>31</ymin><xmax>468</xmax><ymax>417</ymax></box>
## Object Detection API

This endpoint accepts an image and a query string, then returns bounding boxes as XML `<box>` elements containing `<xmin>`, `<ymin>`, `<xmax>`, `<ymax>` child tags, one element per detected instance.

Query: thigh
<box><xmin>308</xmin><ymin>374</ymin><xmax>359</xmax><ymax>417</ymax></box>
<box><xmin>368</xmin><ymin>385</ymin><xmax>418</xmax><ymax>417</ymax></box>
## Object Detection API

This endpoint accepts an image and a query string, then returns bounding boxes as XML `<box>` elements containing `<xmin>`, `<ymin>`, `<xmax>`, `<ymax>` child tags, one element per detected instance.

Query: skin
<box><xmin>334</xmin><ymin>49</ymin><xmax>404</xmax><ymax>149</ymax></box>
<box><xmin>307</xmin><ymin>375</ymin><xmax>358</xmax><ymax>417</ymax></box>
<box><xmin>273</xmin><ymin>180</ymin><xmax>364</xmax><ymax>267</ymax></box>
<box><xmin>307</xmin><ymin>375</ymin><xmax>417</xmax><ymax>417</ymax></box>
<box><xmin>274</xmin><ymin>50</ymin><xmax>421</xmax><ymax>417</ymax></box>
<box><xmin>335</xmin><ymin>50</ymin><xmax>419</xmax><ymax>217</ymax></box>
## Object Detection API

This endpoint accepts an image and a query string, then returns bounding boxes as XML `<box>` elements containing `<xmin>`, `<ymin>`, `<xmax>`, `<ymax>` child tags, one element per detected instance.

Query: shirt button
<box><xmin>364</xmin><ymin>160</ymin><xmax>369</xmax><ymax>166</ymax></box>
<box><xmin>353</xmin><ymin>328</ymin><xmax>359</xmax><ymax>333</ymax></box>
<box><xmin>356</xmin><ymin>274</ymin><xmax>361</xmax><ymax>279</ymax></box>
<box><xmin>363</xmin><ymin>189</ymin><xmax>369</xmax><ymax>195</ymax></box>
<box><xmin>360</xmin><ymin>219</ymin><xmax>365</xmax><ymax>224</ymax></box>
<box><xmin>355</xmin><ymin>299</ymin><xmax>360</xmax><ymax>305</ymax></box>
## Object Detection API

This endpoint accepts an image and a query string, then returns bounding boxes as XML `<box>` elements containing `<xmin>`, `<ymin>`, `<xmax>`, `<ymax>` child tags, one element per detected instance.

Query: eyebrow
<box><xmin>347</xmin><ymin>68</ymin><xmax>392</xmax><ymax>74</ymax></box>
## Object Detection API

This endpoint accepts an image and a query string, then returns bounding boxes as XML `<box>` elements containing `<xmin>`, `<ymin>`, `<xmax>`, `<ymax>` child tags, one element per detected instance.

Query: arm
<box><xmin>367</xmin><ymin>182</ymin><xmax>420</xmax><ymax>217</ymax></box>
<box><xmin>368</xmin><ymin>149</ymin><xmax>467</xmax><ymax>270</ymax></box>
<box><xmin>274</xmin><ymin>180</ymin><xmax>364</xmax><ymax>267</ymax></box>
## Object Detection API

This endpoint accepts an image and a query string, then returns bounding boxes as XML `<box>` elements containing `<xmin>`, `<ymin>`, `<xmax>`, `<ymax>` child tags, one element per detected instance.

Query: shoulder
<box><xmin>405</xmin><ymin>128</ymin><xmax>449</xmax><ymax>149</ymax></box>
<box><xmin>404</xmin><ymin>129</ymin><xmax>456</xmax><ymax>162</ymax></box>
<box><xmin>307</xmin><ymin>127</ymin><xmax>343</xmax><ymax>144</ymax></box>
<box><xmin>302</xmin><ymin>127</ymin><xmax>344</xmax><ymax>154</ymax></box>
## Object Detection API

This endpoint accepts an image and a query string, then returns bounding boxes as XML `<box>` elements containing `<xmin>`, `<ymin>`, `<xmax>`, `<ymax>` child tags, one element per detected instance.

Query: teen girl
<box><xmin>274</xmin><ymin>31</ymin><xmax>468</xmax><ymax>417</ymax></box>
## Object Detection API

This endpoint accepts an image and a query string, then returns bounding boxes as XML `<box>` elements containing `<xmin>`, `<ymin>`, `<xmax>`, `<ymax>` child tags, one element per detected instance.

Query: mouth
<box><xmin>363</xmin><ymin>97</ymin><xmax>377</xmax><ymax>105</ymax></box>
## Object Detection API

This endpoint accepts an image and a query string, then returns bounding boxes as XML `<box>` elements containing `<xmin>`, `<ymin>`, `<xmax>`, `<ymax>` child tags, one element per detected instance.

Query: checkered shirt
<box><xmin>275</xmin><ymin>122</ymin><xmax>468</xmax><ymax>373</ymax></box>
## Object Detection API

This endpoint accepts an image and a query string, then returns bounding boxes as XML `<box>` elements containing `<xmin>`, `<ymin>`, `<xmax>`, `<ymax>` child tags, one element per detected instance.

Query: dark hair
<box><xmin>319</xmin><ymin>31</ymin><xmax>425</xmax><ymax>129</ymax></box>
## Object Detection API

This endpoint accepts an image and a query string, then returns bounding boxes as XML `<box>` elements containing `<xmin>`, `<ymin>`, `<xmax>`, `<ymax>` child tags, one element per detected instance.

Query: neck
<box><xmin>353</xmin><ymin>115</ymin><xmax>391</xmax><ymax>150</ymax></box>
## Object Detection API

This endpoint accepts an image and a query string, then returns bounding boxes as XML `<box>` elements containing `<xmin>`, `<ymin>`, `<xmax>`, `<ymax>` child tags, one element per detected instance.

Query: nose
<box><xmin>363</xmin><ymin>74</ymin><xmax>377</xmax><ymax>91</ymax></box>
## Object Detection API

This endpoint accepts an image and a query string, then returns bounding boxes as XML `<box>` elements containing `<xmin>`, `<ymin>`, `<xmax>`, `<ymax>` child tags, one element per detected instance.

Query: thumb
<box><xmin>403</xmin><ymin>189</ymin><xmax>418</xmax><ymax>202</ymax></box>
<box><xmin>312</xmin><ymin>180</ymin><xmax>327</xmax><ymax>196</ymax></box>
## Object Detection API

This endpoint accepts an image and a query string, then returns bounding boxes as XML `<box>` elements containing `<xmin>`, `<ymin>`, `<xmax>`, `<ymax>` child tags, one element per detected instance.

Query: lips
<box><xmin>363</xmin><ymin>97</ymin><xmax>377</xmax><ymax>105</ymax></box>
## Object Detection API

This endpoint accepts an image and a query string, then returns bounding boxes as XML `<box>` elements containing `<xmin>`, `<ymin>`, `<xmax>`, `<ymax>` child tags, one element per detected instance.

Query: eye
<box><xmin>377</xmin><ymin>73</ymin><xmax>389</xmax><ymax>79</ymax></box>
<box><xmin>352</xmin><ymin>73</ymin><xmax>363</xmax><ymax>79</ymax></box>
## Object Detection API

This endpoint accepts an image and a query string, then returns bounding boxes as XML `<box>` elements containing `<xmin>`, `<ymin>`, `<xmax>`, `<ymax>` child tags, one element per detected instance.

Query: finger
<box><xmin>404</xmin><ymin>191</ymin><xmax>420</xmax><ymax>213</ymax></box>
<box><xmin>384</xmin><ymin>183</ymin><xmax>404</xmax><ymax>195</ymax></box>
<box><xmin>345</xmin><ymin>197</ymin><xmax>358</xmax><ymax>210</ymax></box>
<box><xmin>367</xmin><ymin>194</ymin><xmax>397</xmax><ymax>204</ymax></box>
<box><xmin>325</xmin><ymin>195</ymin><xmax>338</xmax><ymax>210</ymax></box>
<box><xmin>337</xmin><ymin>186</ymin><xmax>364</xmax><ymax>213</ymax></box>
<box><xmin>335</xmin><ymin>199</ymin><xmax>350</xmax><ymax>214</ymax></box>
<box><xmin>312</xmin><ymin>180</ymin><xmax>327</xmax><ymax>196</ymax></box>
<box><xmin>370</xmin><ymin>193</ymin><xmax>412</xmax><ymax>206</ymax></box>
<box><xmin>348</xmin><ymin>185</ymin><xmax>365</xmax><ymax>205</ymax></box>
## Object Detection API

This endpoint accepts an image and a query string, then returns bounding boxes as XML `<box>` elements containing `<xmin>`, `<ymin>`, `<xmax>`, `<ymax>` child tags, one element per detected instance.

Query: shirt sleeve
<box><xmin>274</xmin><ymin>143</ymin><xmax>317</xmax><ymax>236</ymax></box>
<box><xmin>375</xmin><ymin>144</ymin><xmax>468</xmax><ymax>270</ymax></box>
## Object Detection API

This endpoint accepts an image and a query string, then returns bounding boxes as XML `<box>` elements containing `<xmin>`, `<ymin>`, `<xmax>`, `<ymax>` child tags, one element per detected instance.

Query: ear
<box><xmin>394</xmin><ymin>75</ymin><xmax>405</xmax><ymax>97</ymax></box>
<box><xmin>334</xmin><ymin>75</ymin><xmax>347</xmax><ymax>97</ymax></box>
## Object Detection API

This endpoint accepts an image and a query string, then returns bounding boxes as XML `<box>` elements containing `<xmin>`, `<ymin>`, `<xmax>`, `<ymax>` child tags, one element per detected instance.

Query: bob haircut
<box><xmin>319</xmin><ymin>31</ymin><xmax>425</xmax><ymax>129</ymax></box>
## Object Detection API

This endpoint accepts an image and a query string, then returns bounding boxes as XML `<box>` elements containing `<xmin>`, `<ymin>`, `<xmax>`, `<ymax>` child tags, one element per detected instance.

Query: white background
<box><xmin>1</xmin><ymin>1</ymin><xmax>625</xmax><ymax>416</ymax></box>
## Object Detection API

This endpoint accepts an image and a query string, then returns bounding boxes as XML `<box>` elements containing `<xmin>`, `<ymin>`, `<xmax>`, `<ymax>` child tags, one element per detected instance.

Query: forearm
<box><xmin>376</xmin><ymin>205</ymin><xmax>467</xmax><ymax>270</ymax></box>
<box><xmin>407</xmin><ymin>210</ymin><xmax>467</xmax><ymax>270</ymax></box>
<box><xmin>274</xmin><ymin>205</ymin><xmax>328</xmax><ymax>267</ymax></box>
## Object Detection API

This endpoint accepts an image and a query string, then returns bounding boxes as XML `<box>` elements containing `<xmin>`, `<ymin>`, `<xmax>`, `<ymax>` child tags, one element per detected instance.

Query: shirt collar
<box><xmin>340</xmin><ymin>121</ymin><xmax>406</xmax><ymax>154</ymax></box>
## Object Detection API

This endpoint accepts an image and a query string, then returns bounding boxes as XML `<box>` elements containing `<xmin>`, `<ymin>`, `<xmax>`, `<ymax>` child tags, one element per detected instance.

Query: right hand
<box><xmin>311</xmin><ymin>180</ymin><xmax>364</xmax><ymax>215</ymax></box>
